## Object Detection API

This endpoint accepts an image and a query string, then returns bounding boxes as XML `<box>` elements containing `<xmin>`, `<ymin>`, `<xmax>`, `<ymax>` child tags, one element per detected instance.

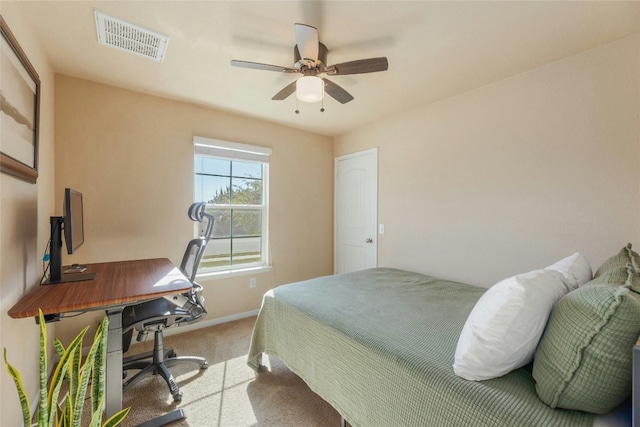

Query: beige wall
<box><xmin>0</xmin><ymin>3</ymin><xmax>57</xmax><ymax>425</ymax></box>
<box><xmin>2</xmin><ymin>4</ymin><xmax>638</xmax><ymax>425</ymax></box>
<box><xmin>336</xmin><ymin>34</ymin><xmax>640</xmax><ymax>287</ymax></box>
<box><xmin>1</xmin><ymin>12</ymin><xmax>333</xmax><ymax>423</ymax></box>
<box><xmin>52</xmin><ymin>75</ymin><xmax>334</xmax><ymax>343</ymax></box>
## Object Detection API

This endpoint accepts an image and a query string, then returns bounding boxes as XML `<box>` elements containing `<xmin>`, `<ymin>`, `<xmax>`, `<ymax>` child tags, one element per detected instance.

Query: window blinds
<box><xmin>193</xmin><ymin>136</ymin><xmax>271</xmax><ymax>164</ymax></box>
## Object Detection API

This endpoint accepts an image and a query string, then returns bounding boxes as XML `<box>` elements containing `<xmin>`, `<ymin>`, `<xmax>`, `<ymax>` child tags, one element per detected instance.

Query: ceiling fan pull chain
<box><xmin>320</xmin><ymin>85</ymin><xmax>325</xmax><ymax>112</ymax></box>
<box><xmin>295</xmin><ymin>97</ymin><xmax>300</xmax><ymax>114</ymax></box>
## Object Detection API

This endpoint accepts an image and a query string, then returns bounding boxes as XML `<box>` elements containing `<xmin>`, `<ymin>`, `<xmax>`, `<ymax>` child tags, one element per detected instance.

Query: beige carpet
<box><xmin>118</xmin><ymin>316</ymin><xmax>342</xmax><ymax>427</ymax></box>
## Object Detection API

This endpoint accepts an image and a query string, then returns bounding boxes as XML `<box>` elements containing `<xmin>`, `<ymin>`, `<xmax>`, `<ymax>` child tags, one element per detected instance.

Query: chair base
<box><xmin>135</xmin><ymin>409</ymin><xmax>187</xmax><ymax>427</ymax></box>
<box><xmin>123</xmin><ymin>329</ymin><xmax>208</xmax><ymax>402</ymax></box>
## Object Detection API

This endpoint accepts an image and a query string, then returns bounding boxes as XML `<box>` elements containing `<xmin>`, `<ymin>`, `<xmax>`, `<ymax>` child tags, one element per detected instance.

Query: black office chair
<box><xmin>121</xmin><ymin>202</ymin><xmax>213</xmax><ymax>402</ymax></box>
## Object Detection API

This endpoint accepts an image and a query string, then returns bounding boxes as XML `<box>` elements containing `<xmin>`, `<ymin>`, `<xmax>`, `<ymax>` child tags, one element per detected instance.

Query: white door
<box><xmin>335</xmin><ymin>148</ymin><xmax>378</xmax><ymax>274</ymax></box>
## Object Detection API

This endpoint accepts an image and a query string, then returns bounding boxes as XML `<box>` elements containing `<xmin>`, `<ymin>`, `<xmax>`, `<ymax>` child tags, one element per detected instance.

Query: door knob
<box><xmin>366</xmin><ymin>238</ymin><xmax>373</xmax><ymax>243</ymax></box>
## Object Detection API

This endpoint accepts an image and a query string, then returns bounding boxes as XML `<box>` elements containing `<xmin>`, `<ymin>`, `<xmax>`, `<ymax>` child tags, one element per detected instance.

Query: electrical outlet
<box><xmin>249</xmin><ymin>278</ymin><xmax>256</xmax><ymax>288</ymax></box>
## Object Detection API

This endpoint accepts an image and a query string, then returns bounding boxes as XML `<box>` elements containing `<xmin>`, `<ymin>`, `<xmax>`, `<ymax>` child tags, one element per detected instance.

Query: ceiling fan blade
<box><xmin>324</xmin><ymin>57</ymin><xmax>388</xmax><ymax>75</ymax></box>
<box><xmin>231</xmin><ymin>60</ymin><xmax>297</xmax><ymax>73</ymax></box>
<box><xmin>322</xmin><ymin>78</ymin><xmax>354</xmax><ymax>104</ymax></box>
<box><xmin>294</xmin><ymin>23</ymin><xmax>319</xmax><ymax>62</ymax></box>
<box><xmin>272</xmin><ymin>81</ymin><xmax>297</xmax><ymax>101</ymax></box>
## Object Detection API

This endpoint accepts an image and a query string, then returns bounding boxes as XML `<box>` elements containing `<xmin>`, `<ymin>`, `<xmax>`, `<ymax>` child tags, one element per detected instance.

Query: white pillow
<box><xmin>545</xmin><ymin>252</ymin><xmax>592</xmax><ymax>290</ymax></box>
<box><xmin>453</xmin><ymin>253</ymin><xmax>590</xmax><ymax>381</ymax></box>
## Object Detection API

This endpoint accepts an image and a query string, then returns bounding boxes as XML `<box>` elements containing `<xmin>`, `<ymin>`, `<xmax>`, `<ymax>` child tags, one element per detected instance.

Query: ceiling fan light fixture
<box><xmin>296</xmin><ymin>76</ymin><xmax>323</xmax><ymax>103</ymax></box>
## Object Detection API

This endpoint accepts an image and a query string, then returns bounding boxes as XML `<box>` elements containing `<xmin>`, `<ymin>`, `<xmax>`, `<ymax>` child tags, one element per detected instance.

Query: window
<box><xmin>194</xmin><ymin>137</ymin><xmax>270</xmax><ymax>273</ymax></box>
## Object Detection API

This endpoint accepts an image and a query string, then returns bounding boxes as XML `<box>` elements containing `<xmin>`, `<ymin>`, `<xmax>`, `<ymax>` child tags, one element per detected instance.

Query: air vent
<box><xmin>94</xmin><ymin>11</ymin><xmax>169</xmax><ymax>62</ymax></box>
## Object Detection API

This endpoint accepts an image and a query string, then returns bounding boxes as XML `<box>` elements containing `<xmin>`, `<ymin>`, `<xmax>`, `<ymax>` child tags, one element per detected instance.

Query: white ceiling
<box><xmin>14</xmin><ymin>1</ymin><xmax>640</xmax><ymax>137</ymax></box>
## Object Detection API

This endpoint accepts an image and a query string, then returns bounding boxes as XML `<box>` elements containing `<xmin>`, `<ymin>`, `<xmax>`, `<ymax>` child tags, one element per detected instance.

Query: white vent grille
<box><xmin>94</xmin><ymin>11</ymin><xmax>169</xmax><ymax>62</ymax></box>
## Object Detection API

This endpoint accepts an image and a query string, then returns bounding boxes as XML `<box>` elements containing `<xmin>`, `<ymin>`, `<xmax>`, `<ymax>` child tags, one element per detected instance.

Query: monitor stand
<box><xmin>43</xmin><ymin>272</ymin><xmax>96</xmax><ymax>285</ymax></box>
<box><xmin>46</xmin><ymin>216</ymin><xmax>96</xmax><ymax>285</ymax></box>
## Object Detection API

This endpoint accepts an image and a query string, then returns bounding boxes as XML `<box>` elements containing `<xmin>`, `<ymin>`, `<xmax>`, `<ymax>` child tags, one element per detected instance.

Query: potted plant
<box><xmin>4</xmin><ymin>309</ymin><xmax>129</xmax><ymax>427</ymax></box>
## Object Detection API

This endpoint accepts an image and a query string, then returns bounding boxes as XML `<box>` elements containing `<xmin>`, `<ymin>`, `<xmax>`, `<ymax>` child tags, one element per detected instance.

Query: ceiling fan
<box><xmin>231</xmin><ymin>23</ymin><xmax>388</xmax><ymax>105</ymax></box>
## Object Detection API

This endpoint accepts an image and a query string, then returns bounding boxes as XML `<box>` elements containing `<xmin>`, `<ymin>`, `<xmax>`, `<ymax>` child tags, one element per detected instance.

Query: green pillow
<box><xmin>594</xmin><ymin>243</ymin><xmax>640</xmax><ymax>278</ymax></box>
<box><xmin>593</xmin><ymin>244</ymin><xmax>640</xmax><ymax>293</ymax></box>
<box><xmin>532</xmin><ymin>277</ymin><xmax>640</xmax><ymax>413</ymax></box>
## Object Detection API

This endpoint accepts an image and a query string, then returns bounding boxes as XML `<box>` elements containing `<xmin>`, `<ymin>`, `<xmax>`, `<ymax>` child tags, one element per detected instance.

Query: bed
<box><xmin>247</xmin><ymin>250</ymin><xmax>639</xmax><ymax>426</ymax></box>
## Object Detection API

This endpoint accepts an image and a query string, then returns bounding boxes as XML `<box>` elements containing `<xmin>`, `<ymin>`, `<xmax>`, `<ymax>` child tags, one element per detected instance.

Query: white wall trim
<box><xmin>197</xmin><ymin>265</ymin><xmax>272</xmax><ymax>281</ymax></box>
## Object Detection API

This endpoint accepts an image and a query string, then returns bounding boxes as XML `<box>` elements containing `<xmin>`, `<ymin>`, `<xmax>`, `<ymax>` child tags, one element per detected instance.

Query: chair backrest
<box><xmin>171</xmin><ymin>202</ymin><xmax>214</xmax><ymax>321</ymax></box>
<box><xmin>122</xmin><ymin>203</ymin><xmax>214</xmax><ymax>347</ymax></box>
<box><xmin>180</xmin><ymin>238</ymin><xmax>207</xmax><ymax>284</ymax></box>
<box><xmin>180</xmin><ymin>202</ymin><xmax>214</xmax><ymax>283</ymax></box>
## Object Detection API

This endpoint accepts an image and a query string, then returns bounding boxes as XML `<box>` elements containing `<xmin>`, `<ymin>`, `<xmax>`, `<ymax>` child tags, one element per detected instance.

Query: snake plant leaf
<box><xmin>4</xmin><ymin>348</ymin><xmax>32</xmax><ymax>427</ymax></box>
<box><xmin>5</xmin><ymin>311</ymin><xmax>128</xmax><ymax>427</ymax></box>
<box><xmin>64</xmin><ymin>342</ymin><xmax>77</xmax><ymax>426</ymax></box>
<box><xmin>91</xmin><ymin>317</ymin><xmax>108</xmax><ymax>414</ymax></box>
<box><xmin>47</xmin><ymin>325</ymin><xmax>88</xmax><ymax>427</ymax></box>
<box><xmin>38</xmin><ymin>310</ymin><xmax>49</xmax><ymax>427</ymax></box>
<box><xmin>47</xmin><ymin>352</ymin><xmax>69</xmax><ymax>427</ymax></box>
<box><xmin>102</xmin><ymin>407</ymin><xmax>131</xmax><ymax>427</ymax></box>
<box><xmin>70</xmin><ymin>340</ymin><xmax>85</xmax><ymax>427</ymax></box>
<box><xmin>89</xmin><ymin>317</ymin><xmax>130</xmax><ymax>427</ymax></box>
<box><xmin>72</xmin><ymin>320</ymin><xmax>104</xmax><ymax>427</ymax></box>
<box><xmin>88</xmin><ymin>397</ymin><xmax>105</xmax><ymax>427</ymax></box>
<box><xmin>57</xmin><ymin>400</ymin><xmax>70</xmax><ymax>427</ymax></box>
<box><xmin>54</xmin><ymin>338</ymin><xmax>72</xmax><ymax>426</ymax></box>
<box><xmin>54</xmin><ymin>339</ymin><xmax>65</xmax><ymax>357</ymax></box>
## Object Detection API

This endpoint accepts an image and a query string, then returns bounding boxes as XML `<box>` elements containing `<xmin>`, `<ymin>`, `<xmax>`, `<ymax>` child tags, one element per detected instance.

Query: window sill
<box><xmin>196</xmin><ymin>265</ymin><xmax>272</xmax><ymax>281</ymax></box>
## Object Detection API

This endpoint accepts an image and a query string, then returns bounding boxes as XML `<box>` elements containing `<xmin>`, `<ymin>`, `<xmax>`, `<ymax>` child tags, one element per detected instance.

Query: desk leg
<box><xmin>104</xmin><ymin>308</ymin><xmax>187</xmax><ymax>427</ymax></box>
<box><xmin>105</xmin><ymin>308</ymin><xmax>124</xmax><ymax>419</ymax></box>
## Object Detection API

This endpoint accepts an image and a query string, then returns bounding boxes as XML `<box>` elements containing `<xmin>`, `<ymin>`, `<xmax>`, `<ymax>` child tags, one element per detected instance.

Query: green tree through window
<box><xmin>195</xmin><ymin>155</ymin><xmax>267</xmax><ymax>271</ymax></box>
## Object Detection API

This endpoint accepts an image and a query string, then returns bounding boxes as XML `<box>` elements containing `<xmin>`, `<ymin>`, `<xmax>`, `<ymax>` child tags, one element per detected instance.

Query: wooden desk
<box><xmin>8</xmin><ymin>258</ymin><xmax>192</xmax><ymax>422</ymax></box>
<box><xmin>8</xmin><ymin>258</ymin><xmax>190</xmax><ymax>318</ymax></box>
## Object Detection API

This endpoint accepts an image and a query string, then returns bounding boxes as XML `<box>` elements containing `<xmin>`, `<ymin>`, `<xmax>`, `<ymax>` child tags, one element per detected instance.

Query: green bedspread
<box><xmin>247</xmin><ymin>268</ymin><xmax>593</xmax><ymax>427</ymax></box>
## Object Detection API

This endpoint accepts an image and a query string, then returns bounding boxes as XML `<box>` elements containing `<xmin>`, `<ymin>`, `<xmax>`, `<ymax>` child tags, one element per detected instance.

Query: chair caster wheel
<box><xmin>173</xmin><ymin>391</ymin><xmax>183</xmax><ymax>402</ymax></box>
<box><xmin>201</xmin><ymin>362</ymin><xmax>209</xmax><ymax>370</ymax></box>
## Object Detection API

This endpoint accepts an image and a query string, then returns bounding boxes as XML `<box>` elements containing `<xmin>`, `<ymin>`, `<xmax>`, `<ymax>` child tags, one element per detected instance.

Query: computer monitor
<box><xmin>64</xmin><ymin>188</ymin><xmax>84</xmax><ymax>254</ymax></box>
<box><xmin>46</xmin><ymin>188</ymin><xmax>95</xmax><ymax>284</ymax></box>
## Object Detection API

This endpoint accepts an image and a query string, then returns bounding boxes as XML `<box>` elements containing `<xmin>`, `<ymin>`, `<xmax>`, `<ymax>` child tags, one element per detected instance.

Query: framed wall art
<box><xmin>0</xmin><ymin>15</ymin><xmax>40</xmax><ymax>184</ymax></box>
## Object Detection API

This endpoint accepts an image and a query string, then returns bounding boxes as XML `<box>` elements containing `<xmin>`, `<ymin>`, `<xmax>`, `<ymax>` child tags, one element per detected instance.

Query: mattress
<box><xmin>247</xmin><ymin>268</ymin><xmax>594</xmax><ymax>426</ymax></box>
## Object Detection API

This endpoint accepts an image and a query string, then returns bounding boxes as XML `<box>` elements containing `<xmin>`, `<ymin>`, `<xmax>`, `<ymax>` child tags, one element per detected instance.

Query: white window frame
<box><xmin>193</xmin><ymin>136</ymin><xmax>271</xmax><ymax>277</ymax></box>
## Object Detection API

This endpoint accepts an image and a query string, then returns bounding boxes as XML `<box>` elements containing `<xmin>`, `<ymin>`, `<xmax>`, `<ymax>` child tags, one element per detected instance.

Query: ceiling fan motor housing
<box><xmin>294</xmin><ymin>43</ymin><xmax>328</xmax><ymax>71</ymax></box>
